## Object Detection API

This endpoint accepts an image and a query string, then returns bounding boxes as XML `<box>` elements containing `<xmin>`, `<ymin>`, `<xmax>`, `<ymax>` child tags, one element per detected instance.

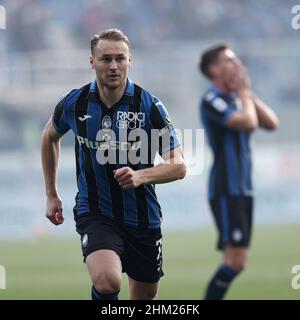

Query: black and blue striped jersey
<box><xmin>200</xmin><ymin>86</ymin><xmax>253</xmax><ymax>199</ymax></box>
<box><xmin>52</xmin><ymin>78</ymin><xmax>180</xmax><ymax>229</ymax></box>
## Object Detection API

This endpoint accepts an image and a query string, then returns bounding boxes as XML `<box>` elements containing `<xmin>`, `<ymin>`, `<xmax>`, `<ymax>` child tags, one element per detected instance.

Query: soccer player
<box><xmin>41</xmin><ymin>29</ymin><xmax>186</xmax><ymax>300</ymax></box>
<box><xmin>199</xmin><ymin>44</ymin><xmax>279</xmax><ymax>300</ymax></box>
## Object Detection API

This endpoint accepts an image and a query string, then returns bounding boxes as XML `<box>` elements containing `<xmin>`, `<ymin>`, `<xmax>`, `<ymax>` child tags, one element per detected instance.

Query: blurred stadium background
<box><xmin>0</xmin><ymin>0</ymin><xmax>299</xmax><ymax>299</ymax></box>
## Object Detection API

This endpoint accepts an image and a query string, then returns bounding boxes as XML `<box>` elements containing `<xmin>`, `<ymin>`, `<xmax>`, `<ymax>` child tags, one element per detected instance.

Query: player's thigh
<box><xmin>86</xmin><ymin>249</ymin><xmax>122</xmax><ymax>284</ymax></box>
<box><xmin>128</xmin><ymin>276</ymin><xmax>159</xmax><ymax>300</ymax></box>
<box><xmin>75</xmin><ymin>214</ymin><xmax>124</xmax><ymax>288</ymax></box>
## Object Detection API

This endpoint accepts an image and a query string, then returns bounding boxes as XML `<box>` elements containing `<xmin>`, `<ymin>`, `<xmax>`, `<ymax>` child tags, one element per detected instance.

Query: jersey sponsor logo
<box><xmin>235</xmin><ymin>97</ymin><xmax>243</xmax><ymax>111</ymax></box>
<box><xmin>211</xmin><ymin>97</ymin><xmax>228</xmax><ymax>112</ymax></box>
<box><xmin>78</xmin><ymin>115</ymin><xmax>92</xmax><ymax>122</ymax></box>
<box><xmin>205</xmin><ymin>92</ymin><xmax>216</xmax><ymax>102</ymax></box>
<box><xmin>116</xmin><ymin>111</ymin><xmax>145</xmax><ymax>129</ymax></box>
<box><xmin>165</xmin><ymin>114</ymin><xmax>174</xmax><ymax>130</ymax></box>
<box><xmin>98</xmin><ymin>140</ymin><xmax>141</xmax><ymax>152</ymax></box>
<box><xmin>77</xmin><ymin>135</ymin><xmax>141</xmax><ymax>151</ymax></box>
<box><xmin>102</xmin><ymin>115</ymin><xmax>112</xmax><ymax>130</ymax></box>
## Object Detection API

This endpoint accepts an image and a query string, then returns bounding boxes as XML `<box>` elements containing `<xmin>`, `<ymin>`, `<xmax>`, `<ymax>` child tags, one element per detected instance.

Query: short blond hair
<box><xmin>91</xmin><ymin>28</ymin><xmax>130</xmax><ymax>55</ymax></box>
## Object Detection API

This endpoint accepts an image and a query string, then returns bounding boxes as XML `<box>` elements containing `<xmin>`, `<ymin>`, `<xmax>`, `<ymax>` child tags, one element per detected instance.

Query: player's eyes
<box><xmin>102</xmin><ymin>57</ymin><xmax>112</xmax><ymax>63</ymax></box>
<box><xmin>100</xmin><ymin>57</ymin><xmax>125</xmax><ymax>63</ymax></box>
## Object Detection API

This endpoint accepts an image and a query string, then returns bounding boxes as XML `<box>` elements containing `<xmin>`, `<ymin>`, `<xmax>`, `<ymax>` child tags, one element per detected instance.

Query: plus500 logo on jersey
<box><xmin>116</xmin><ymin>111</ymin><xmax>145</xmax><ymax>129</ymax></box>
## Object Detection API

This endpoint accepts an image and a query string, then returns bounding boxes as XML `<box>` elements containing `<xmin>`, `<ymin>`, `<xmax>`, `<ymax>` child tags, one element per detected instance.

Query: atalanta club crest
<box><xmin>102</xmin><ymin>115</ymin><xmax>112</xmax><ymax>130</ymax></box>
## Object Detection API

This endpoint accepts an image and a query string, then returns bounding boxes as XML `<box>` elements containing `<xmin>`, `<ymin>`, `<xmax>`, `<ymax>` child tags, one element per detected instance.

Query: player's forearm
<box><xmin>139</xmin><ymin>157</ymin><xmax>186</xmax><ymax>185</ymax></box>
<box><xmin>252</xmin><ymin>94</ymin><xmax>279</xmax><ymax>130</ymax></box>
<box><xmin>41</xmin><ymin>130</ymin><xmax>60</xmax><ymax>197</ymax></box>
<box><xmin>237</xmin><ymin>89</ymin><xmax>258</xmax><ymax>130</ymax></box>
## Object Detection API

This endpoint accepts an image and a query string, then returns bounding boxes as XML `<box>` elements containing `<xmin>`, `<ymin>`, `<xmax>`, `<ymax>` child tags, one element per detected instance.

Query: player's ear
<box><xmin>209</xmin><ymin>64</ymin><xmax>218</xmax><ymax>79</ymax></box>
<box><xmin>90</xmin><ymin>56</ymin><xmax>95</xmax><ymax>69</ymax></box>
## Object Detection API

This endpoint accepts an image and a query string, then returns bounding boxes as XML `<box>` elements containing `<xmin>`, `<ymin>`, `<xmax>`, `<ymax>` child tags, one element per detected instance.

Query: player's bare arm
<box><xmin>114</xmin><ymin>147</ymin><xmax>186</xmax><ymax>189</ymax></box>
<box><xmin>251</xmin><ymin>94</ymin><xmax>279</xmax><ymax>130</ymax></box>
<box><xmin>225</xmin><ymin>63</ymin><xmax>258</xmax><ymax>132</ymax></box>
<box><xmin>41</xmin><ymin>119</ymin><xmax>65</xmax><ymax>225</ymax></box>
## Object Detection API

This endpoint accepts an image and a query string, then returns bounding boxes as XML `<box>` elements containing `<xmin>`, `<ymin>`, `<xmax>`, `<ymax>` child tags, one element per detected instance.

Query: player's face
<box><xmin>90</xmin><ymin>40</ymin><xmax>131</xmax><ymax>90</ymax></box>
<box><xmin>210</xmin><ymin>49</ymin><xmax>238</xmax><ymax>80</ymax></box>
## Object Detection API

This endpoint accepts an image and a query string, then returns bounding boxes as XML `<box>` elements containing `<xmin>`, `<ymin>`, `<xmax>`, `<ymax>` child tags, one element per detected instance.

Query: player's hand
<box><xmin>45</xmin><ymin>195</ymin><xmax>64</xmax><ymax>225</ymax></box>
<box><xmin>223</xmin><ymin>60</ymin><xmax>251</xmax><ymax>93</ymax></box>
<box><xmin>222</xmin><ymin>63</ymin><xmax>238</xmax><ymax>91</ymax></box>
<box><xmin>113</xmin><ymin>167</ymin><xmax>143</xmax><ymax>189</ymax></box>
<box><xmin>235</xmin><ymin>60</ymin><xmax>251</xmax><ymax>91</ymax></box>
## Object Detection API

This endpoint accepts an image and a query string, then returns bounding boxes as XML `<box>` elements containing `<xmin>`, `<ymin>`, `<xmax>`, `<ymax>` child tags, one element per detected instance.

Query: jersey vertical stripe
<box><xmin>100</xmin><ymin>105</ymin><xmax>125</xmax><ymax>224</ymax></box>
<box><xmin>74</xmin><ymin>85</ymin><xmax>100</xmax><ymax>213</ymax></box>
<box><xmin>225</xmin><ymin>131</ymin><xmax>239</xmax><ymax>195</ymax></box>
<box><xmin>129</xmin><ymin>84</ymin><xmax>150</xmax><ymax>228</ymax></box>
<box><xmin>87</xmin><ymin>97</ymin><xmax>113</xmax><ymax>219</ymax></box>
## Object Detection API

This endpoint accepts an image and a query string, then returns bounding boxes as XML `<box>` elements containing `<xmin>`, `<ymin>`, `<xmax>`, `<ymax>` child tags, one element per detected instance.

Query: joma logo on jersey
<box><xmin>116</xmin><ymin>111</ymin><xmax>145</xmax><ymax>129</ymax></box>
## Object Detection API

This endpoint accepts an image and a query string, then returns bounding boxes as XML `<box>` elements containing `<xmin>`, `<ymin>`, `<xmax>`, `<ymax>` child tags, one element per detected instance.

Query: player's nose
<box><xmin>109</xmin><ymin>59</ymin><xmax>117</xmax><ymax>70</ymax></box>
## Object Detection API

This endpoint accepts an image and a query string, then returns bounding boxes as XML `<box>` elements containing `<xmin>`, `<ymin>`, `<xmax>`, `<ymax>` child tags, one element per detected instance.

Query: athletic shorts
<box><xmin>75</xmin><ymin>213</ymin><xmax>164</xmax><ymax>283</ymax></box>
<box><xmin>209</xmin><ymin>196</ymin><xmax>253</xmax><ymax>250</ymax></box>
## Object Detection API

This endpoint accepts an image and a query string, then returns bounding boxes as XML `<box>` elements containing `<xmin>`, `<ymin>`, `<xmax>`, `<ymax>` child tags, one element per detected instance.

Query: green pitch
<box><xmin>0</xmin><ymin>224</ymin><xmax>299</xmax><ymax>299</ymax></box>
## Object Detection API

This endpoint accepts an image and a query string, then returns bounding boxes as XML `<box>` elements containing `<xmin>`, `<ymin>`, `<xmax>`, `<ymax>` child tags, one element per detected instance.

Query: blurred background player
<box><xmin>41</xmin><ymin>28</ymin><xmax>186</xmax><ymax>300</ymax></box>
<box><xmin>199</xmin><ymin>44</ymin><xmax>279</xmax><ymax>300</ymax></box>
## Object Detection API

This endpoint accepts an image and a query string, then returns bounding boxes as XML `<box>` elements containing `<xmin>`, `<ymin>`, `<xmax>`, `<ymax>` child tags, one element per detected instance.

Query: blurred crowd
<box><xmin>3</xmin><ymin>0</ymin><xmax>296</xmax><ymax>52</ymax></box>
<box><xmin>0</xmin><ymin>0</ymin><xmax>299</xmax><ymax>150</ymax></box>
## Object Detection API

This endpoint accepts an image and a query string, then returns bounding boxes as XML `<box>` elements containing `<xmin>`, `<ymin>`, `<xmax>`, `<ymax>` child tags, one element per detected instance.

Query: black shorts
<box><xmin>75</xmin><ymin>214</ymin><xmax>164</xmax><ymax>283</ymax></box>
<box><xmin>209</xmin><ymin>196</ymin><xmax>253</xmax><ymax>250</ymax></box>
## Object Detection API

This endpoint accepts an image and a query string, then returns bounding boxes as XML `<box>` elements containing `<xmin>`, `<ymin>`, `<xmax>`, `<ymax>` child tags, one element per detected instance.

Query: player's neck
<box><xmin>97</xmin><ymin>80</ymin><xmax>127</xmax><ymax>109</ymax></box>
<box><xmin>212</xmin><ymin>80</ymin><xmax>229</xmax><ymax>95</ymax></box>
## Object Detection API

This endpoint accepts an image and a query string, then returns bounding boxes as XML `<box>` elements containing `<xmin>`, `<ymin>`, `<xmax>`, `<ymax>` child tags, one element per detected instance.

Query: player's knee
<box><xmin>224</xmin><ymin>249</ymin><xmax>248</xmax><ymax>272</ymax></box>
<box><xmin>131</xmin><ymin>285</ymin><xmax>158</xmax><ymax>300</ymax></box>
<box><xmin>230</xmin><ymin>261</ymin><xmax>246</xmax><ymax>272</ymax></box>
<box><xmin>228</xmin><ymin>255</ymin><xmax>247</xmax><ymax>272</ymax></box>
<box><xmin>93</xmin><ymin>272</ymin><xmax>121</xmax><ymax>294</ymax></box>
<box><xmin>139</xmin><ymin>288</ymin><xmax>158</xmax><ymax>300</ymax></box>
<box><xmin>146</xmin><ymin>288</ymin><xmax>158</xmax><ymax>300</ymax></box>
